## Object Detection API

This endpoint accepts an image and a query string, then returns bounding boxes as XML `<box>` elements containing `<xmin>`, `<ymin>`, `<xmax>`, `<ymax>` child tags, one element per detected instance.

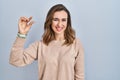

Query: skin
<box><xmin>51</xmin><ymin>10</ymin><xmax>68</xmax><ymax>41</ymax></box>
<box><xmin>18</xmin><ymin>16</ymin><xmax>34</xmax><ymax>35</ymax></box>
<box><xmin>18</xmin><ymin>10</ymin><xmax>68</xmax><ymax>41</ymax></box>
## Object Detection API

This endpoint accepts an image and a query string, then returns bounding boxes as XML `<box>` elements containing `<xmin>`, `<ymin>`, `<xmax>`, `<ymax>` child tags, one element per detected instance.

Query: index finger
<box><xmin>28</xmin><ymin>16</ymin><xmax>32</xmax><ymax>22</ymax></box>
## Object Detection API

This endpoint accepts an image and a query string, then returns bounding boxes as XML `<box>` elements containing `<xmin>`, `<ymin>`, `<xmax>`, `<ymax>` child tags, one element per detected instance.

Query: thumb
<box><xmin>27</xmin><ymin>21</ymin><xmax>34</xmax><ymax>28</ymax></box>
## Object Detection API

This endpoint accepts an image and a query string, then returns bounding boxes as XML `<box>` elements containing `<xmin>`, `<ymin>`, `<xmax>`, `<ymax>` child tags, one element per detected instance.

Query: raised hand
<box><xmin>18</xmin><ymin>16</ymin><xmax>34</xmax><ymax>34</ymax></box>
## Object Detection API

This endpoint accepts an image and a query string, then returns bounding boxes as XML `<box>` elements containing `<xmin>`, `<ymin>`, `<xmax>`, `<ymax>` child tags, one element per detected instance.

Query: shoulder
<box><xmin>30</xmin><ymin>40</ymin><xmax>42</xmax><ymax>47</ymax></box>
<box><xmin>74</xmin><ymin>38</ymin><xmax>84</xmax><ymax>51</ymax></box>
<box><xmin>74</xmin><ymin>38</ymin><xmax>83</xmax><ymax>45</ymax></box>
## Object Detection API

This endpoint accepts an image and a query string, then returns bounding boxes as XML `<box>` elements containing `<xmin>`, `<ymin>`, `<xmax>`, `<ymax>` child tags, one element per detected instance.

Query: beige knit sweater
<box><xmin>9</xmin><ymin>37</ymin><xmax>84</xmax><ymax>80</ymax></box>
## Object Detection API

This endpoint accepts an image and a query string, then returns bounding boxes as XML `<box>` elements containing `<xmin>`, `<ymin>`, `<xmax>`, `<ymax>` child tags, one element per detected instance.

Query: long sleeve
<box><xmin>9</xmin><ymin>37</ymin><xmax>39</xmax><ymax>67</ymax></box>
<box><xmin>74</xmin><ymin>39</ymin><xmax>84</xmax><ymax>80</ymax></box>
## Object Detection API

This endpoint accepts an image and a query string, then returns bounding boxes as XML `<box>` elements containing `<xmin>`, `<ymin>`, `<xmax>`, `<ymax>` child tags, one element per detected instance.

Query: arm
<box><xmin>74</xmin><ymin>39</ymin><xmax>84</xmax><ymax>80</ymax></box>
<box><xmin>9</xmin><ymin>16</ymin><xmax>37</xmax><ymax>67</ymax></box>
<box><xmin>9</xmin><ymin>37</ymin><xmax>39</xmax><ymax>67</ymax></box>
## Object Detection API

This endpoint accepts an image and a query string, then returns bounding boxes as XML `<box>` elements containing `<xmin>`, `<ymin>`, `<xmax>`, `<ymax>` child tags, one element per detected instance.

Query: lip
<box><xmin>55</xmin><ymin>26</ymin><xmax>63</xmax><ymax>32</ymax></box>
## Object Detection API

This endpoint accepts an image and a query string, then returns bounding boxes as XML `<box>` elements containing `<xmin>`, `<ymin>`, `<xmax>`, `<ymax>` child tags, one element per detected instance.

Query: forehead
<box><xmin>53</xmin><ymin>10</ymin><xmax>68</xmax><ymax>18</ymax></box>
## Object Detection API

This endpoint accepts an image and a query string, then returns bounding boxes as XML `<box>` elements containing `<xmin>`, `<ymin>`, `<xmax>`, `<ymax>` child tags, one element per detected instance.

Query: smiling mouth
<box><xmin>56</xmin><ymin>26</ymin><xmax>63</xmax><ymax>32</ymax></box>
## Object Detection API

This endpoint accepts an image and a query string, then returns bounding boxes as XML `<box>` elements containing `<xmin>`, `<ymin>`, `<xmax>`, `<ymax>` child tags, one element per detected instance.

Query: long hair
<box><xmin>42</xmin><ymin>4</ymin><xmax>75</xmax><ymax>45</ymax></box>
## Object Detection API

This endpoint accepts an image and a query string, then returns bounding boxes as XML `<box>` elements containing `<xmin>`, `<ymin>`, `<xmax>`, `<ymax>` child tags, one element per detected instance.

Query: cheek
<box><xmin>63</xmin><ymin>22</ymin><xmax>67</xmax><ymax>27</ymax></box>
<box><xmin>52</xmin><ymin>21</ymin><xmax>57</xmax><ymax>27</ymax></box>
<box><xmin>65</xmin><ymin>22</ymin><xmax>67</xmax><ymax>26</ymax></box>
<box><xmin>51</xmin><ymin>21</ymin><xmax>67</xmax><ymax>28</ymax></box>
<box><xmin>51</xmin><ymin>22</ymin><xmax>56</xmax><ymax>30</ymax></box>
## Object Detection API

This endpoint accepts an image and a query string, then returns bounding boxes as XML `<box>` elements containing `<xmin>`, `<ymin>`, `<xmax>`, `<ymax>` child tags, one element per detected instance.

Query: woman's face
<box><xmin>51</xmin><ymin>10</ymin><xmax>68</xmax><ymax>35</ymax></box>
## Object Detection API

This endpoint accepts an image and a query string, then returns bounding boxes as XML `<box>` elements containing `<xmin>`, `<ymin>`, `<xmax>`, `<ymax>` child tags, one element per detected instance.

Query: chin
<box><xmin>54</xmin><ymin>30</ymin><xmax>64</xmax><ymax>35</ymax></box>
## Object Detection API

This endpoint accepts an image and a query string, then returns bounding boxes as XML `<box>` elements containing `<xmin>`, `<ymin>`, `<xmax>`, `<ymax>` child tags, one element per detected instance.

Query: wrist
<box><xmin>17</xmin><ymin>32</ymin><xmax>27</xmax><ymax>39</ymax></box>
<box><xmin>18</xmin><ymin>31</ymin><xmax>27</xmax><ymax>35</ymax></box>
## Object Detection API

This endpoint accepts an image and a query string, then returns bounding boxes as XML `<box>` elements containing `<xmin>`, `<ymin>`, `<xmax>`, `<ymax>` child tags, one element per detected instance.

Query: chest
<box><xmin>40</xmin><ymin>44</ymin><xmax>77</xmax><ymax>65</ymax></box>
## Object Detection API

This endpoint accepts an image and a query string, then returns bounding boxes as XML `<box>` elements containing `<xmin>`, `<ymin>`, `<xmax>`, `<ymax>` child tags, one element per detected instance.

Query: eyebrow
<box><xmin>52</xmin><ymin>18</ymin><xmax>68</xmax><ymax>19</ymax></box>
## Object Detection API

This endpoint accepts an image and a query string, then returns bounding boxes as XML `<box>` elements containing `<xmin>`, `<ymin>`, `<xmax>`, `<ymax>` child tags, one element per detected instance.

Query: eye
<box><xmin>62</xmin><ymin>18</ymin><xmax>67</xmax><ymax>22</ymax></box>
<box><xmin>53</xmin><ymin>18</ymin><xmax>59</xmax><ymax>21</ymax></box>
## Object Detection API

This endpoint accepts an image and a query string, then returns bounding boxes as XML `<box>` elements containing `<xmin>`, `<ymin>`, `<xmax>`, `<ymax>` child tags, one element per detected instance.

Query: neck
<box><xmin>55</xmin><ymin>34</ymin><xmax>65</xmax><ymax>41</ymax></box>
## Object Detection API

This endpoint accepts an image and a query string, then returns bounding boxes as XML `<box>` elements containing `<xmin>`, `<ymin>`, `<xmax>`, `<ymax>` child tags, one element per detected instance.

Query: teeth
<box><xmin>56</xmin><ymin>26</ymin><xmax>63</xmax><ymax>31</ymax></box>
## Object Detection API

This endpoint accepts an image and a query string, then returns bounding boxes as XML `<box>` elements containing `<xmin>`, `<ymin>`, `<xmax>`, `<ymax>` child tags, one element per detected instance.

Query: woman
<box><xmin>9</xmin><ymin>4</ymin><xmax>84</xmax><ymax>80</ymax></box>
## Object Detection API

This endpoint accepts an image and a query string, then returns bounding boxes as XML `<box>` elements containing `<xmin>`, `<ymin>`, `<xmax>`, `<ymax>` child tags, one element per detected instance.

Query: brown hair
<box><xmin>42</xmin><ymin>4</ymin><xmax>75</xmax><ymax>45</ymax></box>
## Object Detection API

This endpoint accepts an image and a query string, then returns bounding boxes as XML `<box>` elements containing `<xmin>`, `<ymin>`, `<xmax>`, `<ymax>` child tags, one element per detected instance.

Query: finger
<box><xmin>28</xmin><ymin>16</ymin><xmax>32</xmax><ymax>22</ymax></box>
<box><xmin>20</xmin><ymin>17</ymin><xmax>29</xmax><ymax>22</ymax></box>
<box><xmin>27</xmin><ymin>21</ymin><xmax>34</xmax><ymax>27</ymax></box>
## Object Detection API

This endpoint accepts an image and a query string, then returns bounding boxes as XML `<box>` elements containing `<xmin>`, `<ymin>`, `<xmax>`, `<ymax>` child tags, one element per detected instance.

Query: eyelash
<box><xmin>53</xmin><ymin>18</ymin><xmax>67</xmax><ymax>22</ymax></box>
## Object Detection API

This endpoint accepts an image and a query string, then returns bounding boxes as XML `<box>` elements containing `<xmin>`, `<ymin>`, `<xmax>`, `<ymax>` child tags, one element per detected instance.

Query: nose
<box><xmin>57</xmin><ymin>20</ymin><xmax>62</xmax><ymax>26</ymax></box>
